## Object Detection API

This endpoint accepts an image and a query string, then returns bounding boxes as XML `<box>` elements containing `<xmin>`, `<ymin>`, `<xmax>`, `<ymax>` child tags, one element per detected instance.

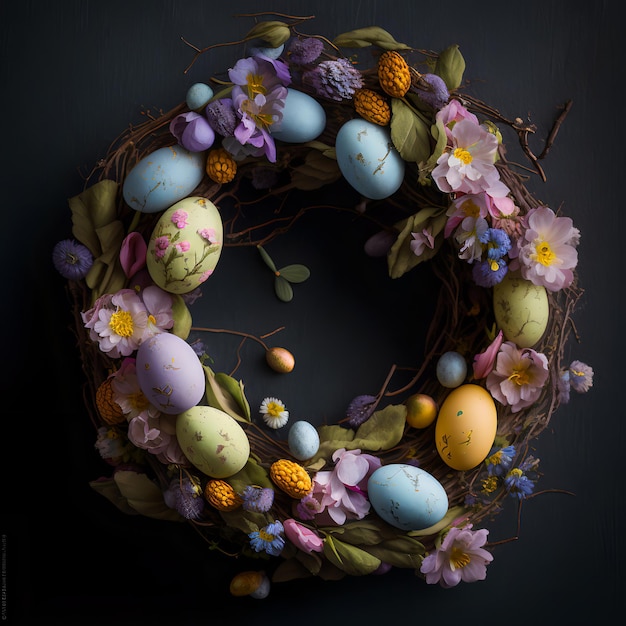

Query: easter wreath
<box><xmin>54</xmin><ymin>14</ymin><xmax>593</xmax><ymax>597</ymax></box>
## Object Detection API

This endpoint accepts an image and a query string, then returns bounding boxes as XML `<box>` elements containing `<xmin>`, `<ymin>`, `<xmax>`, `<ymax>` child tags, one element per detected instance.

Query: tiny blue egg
<box><xmin>367</xmin><ymin>464</ymin><xmax>448</xmax><ymax>531</ymax></box>
<box><xmin>335</xmin><ymin>119</ymin><xmax>405</xmax><ymax>200</ymax></box>
<box><xmin>271</xmin><ymin>88</ymin><xmax>326</xmax><ymax>143</ymax></box>
<box><xmin>186</xmin><ymin>82</ymin><xmax>214</xmax><ymax>111</ymax></box>
<box><xmin>287</xmin><ymin>420</ymin><xmax>320</xmax><ymax>461</ymax></box>
<box><xmin>249</xmin><ymin>43</ymin><xmax>285</xmax><ymax>59</ymax></box>
<box><xmin>436</xmin><ymin>351</ymin><xmax>467</xmax><ymax>388</ymax></box>
<box><xmin>122</xmin><ymin>145</ymin><xmax>206</xmax><ymax>214</ymax></box>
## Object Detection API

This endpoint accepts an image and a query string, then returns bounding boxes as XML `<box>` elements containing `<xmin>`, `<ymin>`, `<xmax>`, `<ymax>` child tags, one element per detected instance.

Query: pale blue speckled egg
<box><xmin>335</xmin><ymin>119</ymin><xmax>405</xmax><ymax>200</ymax></box>
<box><xmin>367</xmin><ymin>464</ymin><xmax>448</xmax><ymax>531</ymax></box>
<box><xmin>186</xmin><ymin>82</ymin><xmax>214</xmax><ymax>111</ymax></box>
<box><xmin>287</xmin><ymin>420</ymin><xmax>320</xmax><ymax>461</ymax></box>
<box><xmin>271</xmin><ymin>88</ymin><xmax>326</xmax><ymax>143</ymax></box>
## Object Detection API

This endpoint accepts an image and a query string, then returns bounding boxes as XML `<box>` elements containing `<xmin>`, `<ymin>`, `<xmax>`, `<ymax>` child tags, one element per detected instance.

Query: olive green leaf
<box><xmin>390</xmin><ymin>98</ymin><xmax>432</xmax><ymax>163</ymax></box>
<box><xmin>424</xmin><ymin>117</ymin><xmax>449</xmax><ymax>171</ymax></box>
<box><xmin>226</xmin><ymin>457</ymin><xmax>273</xmax><ymax>493</ymax></box>
<box><xmin>272</xmin><ymin>556</ymin><xmax>318</xmax><ymax>582</ymax></box>
<box><xmin>258</xmin><ymin>245</ymin><xmax>310</xmax><ymax>302</ymax></box>
<box><xmin>333</xmin><ymin>26</ymin><xmax>411</xmax><ymax>51</ymax></box>
<box><xmin>291</xmin><ymin>149</ymin><xmax>341</xmax><ymax>190</ymax></box>
<box><xmin>387</xmin><ymin>207</ymin><xmax>448</xmax><ymax>279</ymax></box>
<box><xmin>278</xmin><ymin>264</ymin><xmax>311</xmax><ymax>283</ymax></box>
<box><xmin>408</xmin><ymin>505</ymin><xmax>467</xmax><ymax>537</ymax></box>
<box><xmin>323</xmin><ymin>536</ymin><xmax>381</xmax><ymax>576</ymax></box>
<box><xmin>257</xmin><ymin>244</ymin><xmax>277</xmax><ymax>272</ymax></box>
<box><xmin>219</xmin><ymin>507</ymin><xmax>269</xmax><ymax>535</ymax></box>
<box><xmin>351</xmin><ymin>403</ymin><xmax>407</xmax><ymax>451</ymax></box>
<box><xmin>274</xmin><ymin>275</ymin><xmax>293</xmax><ymax>302</ymax></box>
<box><xmin>312</xmin><ymin>424</ymin><xmax>356</xmax><ymax>463</ymax></box>
<box><xmin>90</xmin><ymin>477</ymin><xmax>139</xmax><ymax>516</ymax></box>
<box><xmin>170</xmin><ymin>293</ymin><xmax>192</xmax><ymax>340</ymax></box>
<box><xmin>323</xmin><ymin>519</ymin><xmax>397</xmax><ymax>546</ymax></box>
<box><xmin>435</xmin><ymin>44</ymin><xmax>466</xmax><ymax>91</ymax></box>
<box><xmin>365</xmin><ymin>535</ymin><xmax>426</xmax><ymax>568</ymax></box>
<box><xmin>203</xmin><ymin>365</ymin><xmax>251</xmax><ymax>423</ymax></box>
<box><xmin>215</xmin><ymin>371</ymin><xmax>251</xmax><ymax>420</ymax></box>
<box><xmin>244</xmin><ymin>20</ymin><xmax>291</xmax><ymax>47</ymax></box>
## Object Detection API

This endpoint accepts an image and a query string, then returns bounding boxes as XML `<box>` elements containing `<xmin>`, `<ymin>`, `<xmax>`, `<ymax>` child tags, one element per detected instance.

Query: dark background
<box><xmin>2</xmin><ymin>1</ymin><xmax>623</xmax><ymax>624</ymax></box>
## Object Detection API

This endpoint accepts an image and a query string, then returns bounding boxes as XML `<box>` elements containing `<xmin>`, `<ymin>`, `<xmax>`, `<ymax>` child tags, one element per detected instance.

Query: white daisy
<box><xmin>259</xmin><ymin>397</ymin><xmax>289</xmax><ymax>429</ymax></box>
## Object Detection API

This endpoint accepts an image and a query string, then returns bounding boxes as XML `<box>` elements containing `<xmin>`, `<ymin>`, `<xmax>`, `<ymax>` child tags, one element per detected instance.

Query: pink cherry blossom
<box><xmin>283</xmin><ymin>519</ymin><xmax>324</xmax><ymax>553</ymax></box>
<box><xmin>473</xmin><ymin>330</ymin><xmax>504</xmax><ymax>379</ymax></box>
<box><xmin>171</xmin><ymin>210</ymin><xmax>188</xmax><ymax>229</ymax></box>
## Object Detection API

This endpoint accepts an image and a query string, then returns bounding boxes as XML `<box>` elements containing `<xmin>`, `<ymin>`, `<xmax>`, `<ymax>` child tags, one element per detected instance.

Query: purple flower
<box><xmin>164</xmin><ymin>477</ymin><xmax>205</xmax><ymax>520</ymax></box>
<box><xmin>205</xmin><ymin>98</ymin><xmax>237</xmax><ymax>137</ymax></box>
<box><xmin>302</xmin><ymin>58</ymin><xmax>363</xmax><ymax>101</ymax></box>
<box><xmin>169</xmin><ymin>111</ymin><xmax>215</xmax><ymax>152</ymax></box>
<box><xmin>345</xmin><ymin>394</ymin><xmax>377</xmax><ymax>428</ymax></box>
<box><xmin>52</xmin><ymin>239</ymin><xmax>93</xmax><ymax>280</ymax></box>
<box><xmin>472</xmin><ymin>257</ymin><xmax>508</xmax><ymax>287</ymax></box>
<box><xmin>414</xmin><ymin>73</ymin><xmax>449</xmax><ymax>109</ymax></box>
<box><xmin>240</xmin><ymin>486</ymin><xmax>275</xmax><ymax>512</ymax></box>
<box><xmin>504</xmin><ymin>468</ymin><xmax>535</xmax><ymax>499</ymax></box>
<box><xmin>485</xmin><ymin>445</ymin><xmax>516</xmax><ymax>477</ymax></box>
<box><xmin>568</xmin><ymin>360</ymin><xmax>594</xmax><ymax>393</ymax></box>
<box><xmin>249</xmin><ymin>520</ymin><xmax>285</xmax><ymax>556</ymax></box>
<box><xmin>287</xmin><ymin>37</ymin><xmax>324</xmax><ymax>64</ymax></box>
<box><xmin>420</xmin><ymin>524</ymin><xmax>493</xmax><ymax>588</ymax></box>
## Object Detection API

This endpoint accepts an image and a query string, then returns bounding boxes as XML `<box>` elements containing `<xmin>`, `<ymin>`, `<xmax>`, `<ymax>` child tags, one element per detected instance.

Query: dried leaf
<box><xmin>390</xmin><ymin>98</ymin><xmax>432</xmax><ymax>163</ymax></box>
<box><xmin>244</xmin><ymin>20</ymin><xmax>291</xmax><ymax>47</ymax></box>
<box><xmin>274</xmin><ymin>275</ymin><xmax>293</xmax><ymax>301</ymax></box>
<box><xmin>203</xmin><ymin>365</ymin><xmax>250</xmax><ymax>423</ymax></box>
<box><xmin>323</xmin><ymin>536</ymin><xmax>381</xmax><ymax>576</ymax></box>
<box><xmin>278</xmin><ymin>264</ymin><xmax>310</xmax><ymax>283</ymax></box>
<box><xmin>215</xmin><ymin>371</ymin><xmax>251</xmax><ymax>420</ymax></box>
<box><xmin>435</xmin><ymin>44</ymin><xmax>466</xmax><ymax>91</ymax></box>
<box><xmin>333</xmin><ymin>26</ymin><xmax>411</xmax><ymax>51</ymax></box>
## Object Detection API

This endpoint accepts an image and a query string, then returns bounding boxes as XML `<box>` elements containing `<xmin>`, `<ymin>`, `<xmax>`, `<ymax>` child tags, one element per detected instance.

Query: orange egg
<box><xmin>405</xmin><ymin>393</ymin><xmax>438</xmax><ymax>429</ymax></box>
<box><xmin>435</xmin><ymin>384</ymin><xmax>497</xmax><ymax>470</ymax></box>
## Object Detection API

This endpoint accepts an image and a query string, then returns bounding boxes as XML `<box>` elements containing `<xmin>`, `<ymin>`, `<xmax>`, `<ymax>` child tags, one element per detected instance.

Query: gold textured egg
<box><xmin>265</xmin><ymin>347</ymin><xmax>295</xmax><ymax>373</ymax></box>
<box><xmin>229</xmin><ymin>571</ymin><xmax>267</xmax><ymax>597</ymax></box>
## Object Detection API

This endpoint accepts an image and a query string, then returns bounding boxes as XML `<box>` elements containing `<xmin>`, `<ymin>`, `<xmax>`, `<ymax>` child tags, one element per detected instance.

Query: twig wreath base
<box><xmin>57</xmin><ymin>14</ymin><xmax>592</xmax><ymax>596</ymax></box>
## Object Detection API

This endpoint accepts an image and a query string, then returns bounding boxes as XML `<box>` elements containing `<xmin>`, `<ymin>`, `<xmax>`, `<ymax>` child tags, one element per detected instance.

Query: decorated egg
<box><xmin>135</xmin><ymin>332</ymin><xmax>205</xmax><ymax>415</ymax></box>
<box><xmin>335</xmin><ymin>118</ymin><xmax>405</xmax><ymax>199</ymax></box>
<box><xmin>493</xmin><ymin>270</ymin><xmax>549</xmax><ymax>348</ymax></box>
<box><xmin>435</xmin><ymin>384</ymin><xmax>497</xmax><ymax>470</ymax></box>
<box><xmin>176</xmin><ymin>405</ymin><xmax>250</xmax><ymax>478</ymax></box>
<box><xmin>146</xmin><ymin>196</ymin><xmax>223</xmax><ymax>294</ymax></box>
<box><xmin>122</xmin><ymin>145</ymin><xmax>206</xmax><ymax>213</ymax></box>
<box><xmin>367</xmin><ymin>464</ymin><xmax>448</xmax><ymax>531</ymax></box>
<box><xmin>287</xmin><ymin>420</ymin><xmax>320</xmax><ymax>461</ymax></box>
<box><xmin>271</xmin><ymin>88</ymin><xmax>326</xmax><ymax>143</ymax></box>
<box><xmin>436</xmin><ymin>351</ymin><xmax>467</xmax><ymax>388</ymax></box>
<box><xmin>186</xmin><ymin>82</ymin><xmax>214</xmax><ymax>111</ymax></box>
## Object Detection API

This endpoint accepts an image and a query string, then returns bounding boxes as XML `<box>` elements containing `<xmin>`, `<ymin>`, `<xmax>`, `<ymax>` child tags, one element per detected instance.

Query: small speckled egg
<box><xmin>122</xmin><ymin>145</ymin><xmax>206</xmax><ymax>214</ymax></box>
<box><xmin>176</xmin><ymin>405</ymin><xmax>250</xmax><ymax>478</ymax></box>
<box><xmin>135</xmin><ymin>332</ymin><xmax>205</xmax><ymax>415</ymax></box>
<box><xmin>287</xmin><ymin>420</ymin><xmax>320</xmax><ymax>461</ymax></box>
<box><xmin>493</xmin><ymin>270</ymin><xmax>549</xmax><ymax>348</ymax></box>
<box><xmin>186</xmin><ymin>82</ymin><xmax>214</xmax><ymax>111</ymax></box>
<box><xmin>265</xmin><ymin>347</ymin><xmax>295</xmax><ymax>373</ymax></box>
<box><xmin>146</xmin><ymin>196</ymin><xmax>223</xmax><ymax>294</ymax></box>
<box><xmin>436</xmin><ymin>351</ymin><xmax>467</xmax><ymax>388</ymax></box>
<box><xmin>335</xmin><ymin>118</ymin><xmax>405</xmax><ymax>199</ymax></box>
<box><xmin>271</xmin><ymin>88</ymin><xmax>326</xmax><ymax>143</ymax></box>
<box><xmin>367</xmin><ymin>464</ymin><xmax>448</xmax><ymax>531</ymax></box>
<box><xmin>435</xmin><ymin>384</ymin><xmax>497</xmax><ymax>470</ymax></box>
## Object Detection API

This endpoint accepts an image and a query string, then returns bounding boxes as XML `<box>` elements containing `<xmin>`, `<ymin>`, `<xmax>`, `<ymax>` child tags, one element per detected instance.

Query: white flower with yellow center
<box><xmin>259</xmin><ymin>397</ymin><xmax>289</xmax><ymax>429</ymax></box>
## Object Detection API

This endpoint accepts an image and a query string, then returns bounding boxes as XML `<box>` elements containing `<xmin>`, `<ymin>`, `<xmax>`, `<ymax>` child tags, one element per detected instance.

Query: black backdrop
<box><xmin>2</xmin><ymin>1</ymin><xmax>623</xmax><ymax>624</ymax></box>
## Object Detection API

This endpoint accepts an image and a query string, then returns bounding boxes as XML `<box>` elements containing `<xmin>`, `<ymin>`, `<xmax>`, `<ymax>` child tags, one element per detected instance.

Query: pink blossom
<box><xmin>171</xmin><ymin>210</ymin><xmax>188</xmax><ymax>229</ymax></box>
<box><xmin>410</xmin><ymin>227</ymin><xmax>435</xmax><ymax>256</ymax></box>
<box><xmin>472</xmin><ymin>330</ymin><xmax>504</xmax><ymax>379</ymax></box>
<box><xmin>311</xmin><ymin>448</ymin><xmax>382</xmax><ymax>525</ymax></box>
<box><xmin>110</xmin><ymin>358</ymin><xmax>152</xmax><ymax>419</ymax></box>
<box><xmin>198</xmin><ymin>269</ymin><xmax>214</xmax><ymax>283</ymax></box>
<box><xmin>283</xmin><ymin>519</ymin><xmax>324</xmax><ymax>553</ymax></box>
<box><xmin>197</xmin><ymin>227</ymin><xmax>218</xmax><ymax>243</ymax></box>
<box><xmin>139</xmin><ymin>285</ymin><xmax>174</xmax><ymax>334</ymax></box>
<box><xmin>154</xmin><ymin>236</ymin><xmax>170</xmax><ymax>259</ymax></box>
<box><xmin>432</xmin><ymin>120</ymin><xmax>502</xmax><ymax>196</ymax></box>
<box><xmin>175</xmin><ymin>241</ymin><xmax>191</xmax><ymax>254</ymax></box>
<box><xmin>127</xmin><ymin>409</ymin><xmax>184</xmax><ymax>461</ymax></box>
<box><xmin>436</xmin><ymin>100</ymin><xmax>479</xmax><ymax>143</ymax></box>
<box><xmin>486</xmin><ymin>341</ymin><xmax>549</xmax><ymax>412</ymax></box>
<box><xmin>119</xmin><ymin>232</ymin><xmax>147</xmax><ymax>279</ymax></box>
<box><xmin>518</xmin><ymin>206</ymin><xmax>579</xmax><ymax>291</ymax></box>
<box><xmin>420</xmin><ymin>524</ymin><xmax>493</xmax><ymax>588</ymax></box>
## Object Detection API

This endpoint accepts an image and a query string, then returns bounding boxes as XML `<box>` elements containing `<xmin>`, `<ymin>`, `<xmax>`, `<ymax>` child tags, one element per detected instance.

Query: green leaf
<box><xmin>290</xmin><ymin>149</ymin><xmax>341</xmax><ymax>190</ymax></box>
<box><xmin>351</xmin><ymin>404</ymin><xmax>407</xmax><ymax>451</ymax></box>
<box><xmin>170</xmin><ymin>293</ymin><xmax>192</xmax><ymax>340</ymax></box>
<box><xmin>387</xmin><ymin>208</ymin><xmax>447</xmax><ymax>279</ymax></box>
<box><xmin>311</xmin><ymin>425</ymin><xmax>356</xmax><ymax>464</ymax></box>
<box><xmin>215</xmin><ymin>372</ymin><xmax>251</xmax><ymax>420</ymax></box>
<box><xmin>257</xmin><ymin>244</ymin><xmax>277</xmax><ymax>272</ymax></box>
<box><xmin>226</xmin><ymin>457</ymin><xmax>273</xmax><ymax>493</ymax></box>
<box><xmin>323</xmin><ymin>519</ymin><xmax>397</xmax><ymax>546</ymax></box>
<box><xmin>424</xmin><ymin>118</ymin><xmax>449</xmax><ymax>171</ymax></box>
<box><xmin>244</xmin><ymin>20</ymin><xmax>291</xmax><ymax>47</ymax></box>
<box><xmin>333</xmin><ymin>26</ymin><xmax>411</xmax><ymax>50</ymax></box>
<box><xmin>365</xmin><ymin>535</ymin><xmax>426</xmax><ymax>568</ymax></box>
<box><xmin>323</xmin><ymin>536</ymin><xmax>381</xmax><ymax>576</ymax></box>
<box><xmin>278</xmin><ymin>264</ymin><xmax>310</xmax><ymax>283</ymax></box>
<box><xmin>274</xmin><ymin>275</ymin><xmax>293</xmax><ymax>302</ymax></box>
<box><xmin>408</xmin><ymin>505</ymin><xmax>467</xmax><ymax>537</ymax></box>
<box><xmin>219</xmin><ymin>507</ymin><xmax>269</xmax><ymax>535</ymax></box>
<box><xmin>390</xmin><ymin>99</ymin><xmax>432</xmax><ymax>163</ymax></box>
<box><xmin>203</xmin><ymin>365</ymin><xmax>250</xmax><ymax>423</ymax></box>
<box><xmin>435</xmin><ymin>44</ymin><xmax>466</xmax><ymax>91</ymax></box>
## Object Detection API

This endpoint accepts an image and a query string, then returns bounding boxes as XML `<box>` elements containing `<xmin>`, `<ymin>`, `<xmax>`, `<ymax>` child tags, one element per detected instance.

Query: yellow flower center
<box><xmin>461</xmin><ymin>199</ymin><xmax>480</xmax><ymax>218</ymax></box>
<box><xmin>246</xmin><ymin>72</ymin><xmax>267</xmax><ymax>98</ymax></box>
<box><xmin>266</xmin><ymin>402</ymin><xmax>284</xmax><ymax>417</ymax></box>
<box><xmin>130</xmin><ymin>391</ymin><xmax>150</xmax><ymax>413</ymax></box>
<box><xmin>450</xmin><ymin>546</ymin><xmax>471</xmax><ymax>570</ymax></box>
<box><xmin>241</xmin><ymin>99</ymin><xmax>274</xmax><ymax>129</ymax></box>
<box><xmin>489</xmin><ymin>259</ymin><xmax>500</xmax><ymax>271</ymax></box>
<box><xmin>534</xmin><ymin>240</ymin><xmax>556</xmax><ymax>266</ymax></box>
<box><xmin>109</xmin><ymin>309</ymin><xmax>134</xmax><ymax>338</ymax></box>
<box><xmin>258</xmin><ymin>528</ymin><xmax>276</xmax><ymax>542</ymax></box>
<box><xmin>507</xmin><ymin>367</ymin><xmax>530</xmax><ymax>386</ymax></box>
<box><xmin>481</xmin><ymin>475</ymin><xmax>498</xmax><ymax>494</ymax></box>
<box><xmin>453</xmin><ymin>147</ymin><xmax>473</xmax><ymax>165</ymax></box>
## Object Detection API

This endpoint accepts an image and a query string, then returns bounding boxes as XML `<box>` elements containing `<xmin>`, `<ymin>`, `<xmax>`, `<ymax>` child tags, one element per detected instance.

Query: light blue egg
<box><xmin>271</xmin><ymin>88</ymin><xmax>326</xmax><ymax>143</ymax></box>
<box><xmin>287</xmin><ymin>420</ymin><xmax>320</xmax><ymax>461</ymax></box>
<box><xmin>122</xmin><ymin>145</ymin><xmax>206</xmax><ymax>213</ymax></box>
<box><xmin>186</xmin><ymin>82</ymin><xmax>214</xmax><ymax>111</ymax></box>
<box><xmin>436</xmin><ymin>351</ymin><xmax>467</xmax><ymax>388</ymax></box>
<box><xmin>249</xmin><ymin>43</ymin><xmax>285</xmax><ymax>59</ymax></box>
<box><xmin>335</xmin><ymin>119</ymin><xmax>405</xmax><ymax>200</ymax></box>
<box><xmin>367</xmin><ymin>464</ymin><xmax>448</xmax><ymax>531</ymax></box>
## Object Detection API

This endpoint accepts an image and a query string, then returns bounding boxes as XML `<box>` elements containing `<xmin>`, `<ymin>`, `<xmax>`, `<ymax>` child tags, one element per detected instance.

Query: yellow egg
<box><xmin>493</xmin><ymin>270</ymin><xmax>549</xmax><ymax>348</ymax></box>
<box><xmin>435</xmin><ymin>384</ymin><xmax>497</xmax><ymax>470</ymax></box>
<box><xmin>146</xmin><ymin>196</ymin><xmax>223</xmax><ymax>294</ymax></box>
<box><xmin>176</xmin><ymin>405</ymin><xmax>250</xmax><ymax>478</ymax></box>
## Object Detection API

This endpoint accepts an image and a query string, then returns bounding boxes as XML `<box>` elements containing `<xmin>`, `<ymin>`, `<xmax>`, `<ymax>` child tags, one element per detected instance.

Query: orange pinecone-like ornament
<box><xmin>377</xmin><ymin>50</ymin><xmax>411</xmax><ymax>98</ymax></box>
<box><xmin>353</xmin><ymin>88</ymin><xmax>391</xmax><ymax>126</ymax></box>
<box><xmin>204</xmin><ymin>479</ymin><xmax>242</xmax><ymax>511</ymax></box>
<box><xmin>95</xmin><ymin>377</ymin><xmax>125</xmax><ymax>425</ymax></box>
<box><xmin>206</xmin><ymin>147</ymin><xmax>237</xmax><ymax>184</ymax></box>
<box><xmin>269</xmin><ymin>459</ymin><xmax>312</xmax><ymax>499</ymax></box>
